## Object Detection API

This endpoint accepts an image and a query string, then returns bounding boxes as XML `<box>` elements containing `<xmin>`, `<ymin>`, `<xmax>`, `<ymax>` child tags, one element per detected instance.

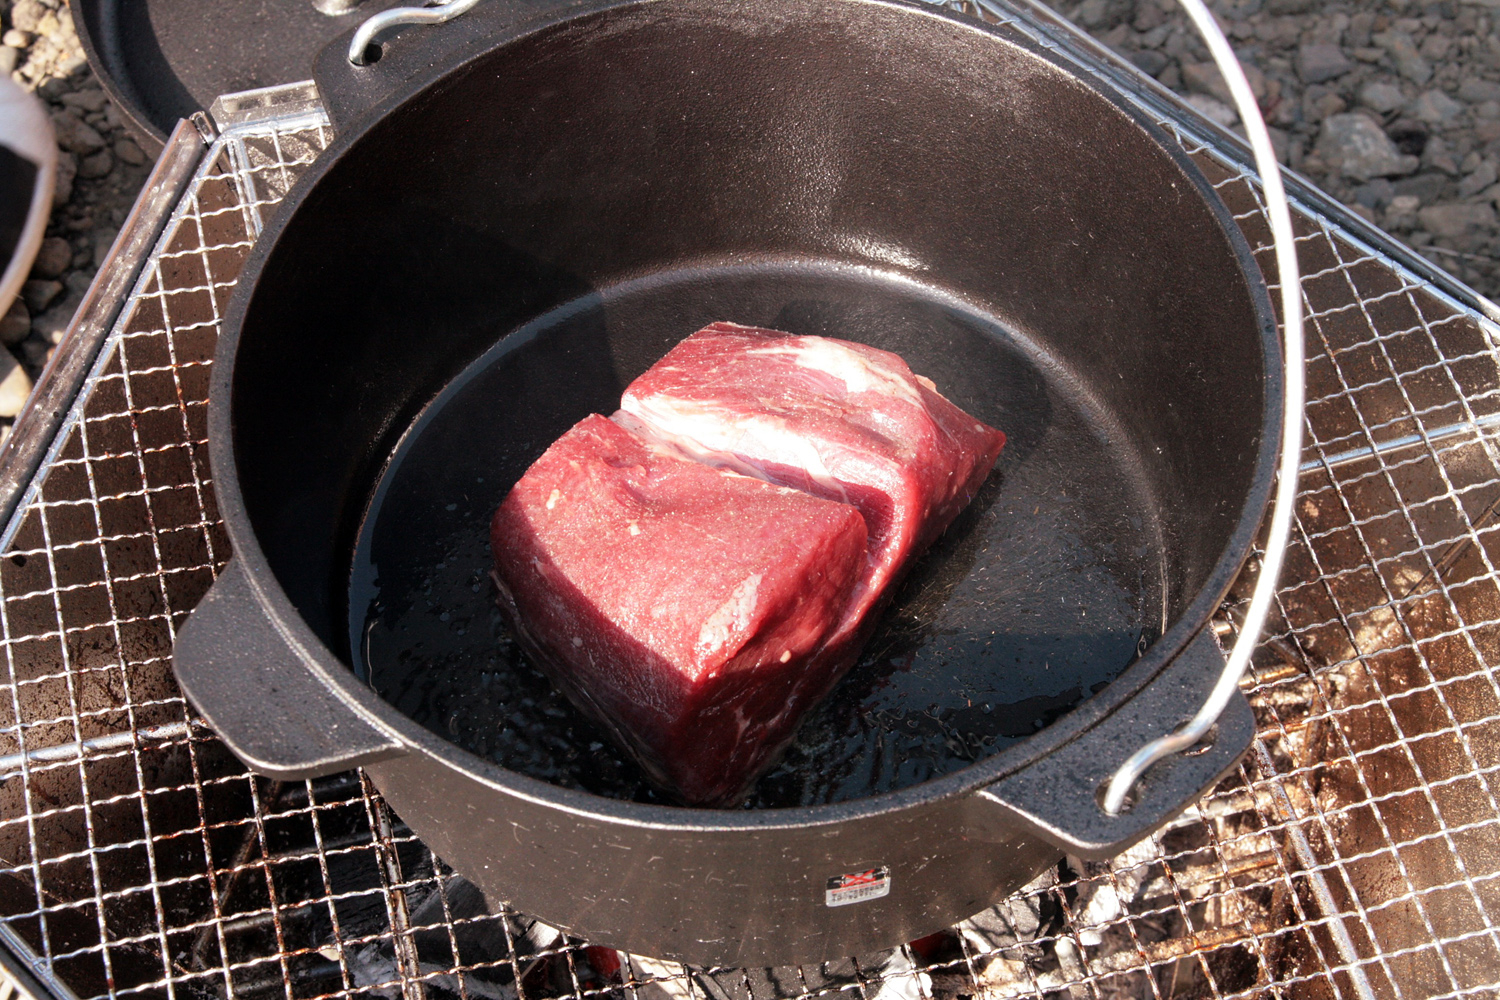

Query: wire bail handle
<box><xmin>1102</xmin><ymin>0</ymin><xmax>1305</xmax><ymax>814</ymax></box>
<box><xmin>348</xmin><ymin>0</ymin><xmax>484</xmax><ymax>65</ymax></box>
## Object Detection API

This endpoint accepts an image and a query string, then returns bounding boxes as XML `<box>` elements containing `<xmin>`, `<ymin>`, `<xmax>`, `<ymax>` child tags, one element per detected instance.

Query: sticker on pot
<box><xmin>825</xmin><ymin>866</ymin><xmax>891</xmax><ymax>907</ymax></box>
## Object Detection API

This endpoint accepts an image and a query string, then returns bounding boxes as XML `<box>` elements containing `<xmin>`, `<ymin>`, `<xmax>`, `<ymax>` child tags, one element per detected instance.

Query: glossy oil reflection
<box><xmin>349</xmin><ymin>262</ymin><xmax>1166</xmax><ymax>807</ymax></box>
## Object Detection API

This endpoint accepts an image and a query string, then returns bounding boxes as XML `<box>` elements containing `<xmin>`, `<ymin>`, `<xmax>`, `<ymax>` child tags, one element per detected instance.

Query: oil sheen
<box><xmin>348</xmin><ymin>262</ymin><xmax>1166</xmax><ymax>808</ymax></box>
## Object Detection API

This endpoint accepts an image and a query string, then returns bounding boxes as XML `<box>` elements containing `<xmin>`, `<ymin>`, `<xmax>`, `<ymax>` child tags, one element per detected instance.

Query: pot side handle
<box><xmin>312</xmin><ymin>0</ymin><xmax>589</xmax><ymax>135</ymax></box>
<box><xmin>172</xmin><ymin>559</ymin><xmax>406</xmax><ymax>779</ymax></box>
<box><xmin>976</xmin><ymin>629</ymin><xmax>1254</xmax><ymax>860</ymax></box>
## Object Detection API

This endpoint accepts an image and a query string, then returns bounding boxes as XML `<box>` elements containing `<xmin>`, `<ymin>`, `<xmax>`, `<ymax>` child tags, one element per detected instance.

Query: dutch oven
<box><xmin>171</xmin><ymin>0</ymin><xmax>1283</xmax><ymax>967</ymax></box>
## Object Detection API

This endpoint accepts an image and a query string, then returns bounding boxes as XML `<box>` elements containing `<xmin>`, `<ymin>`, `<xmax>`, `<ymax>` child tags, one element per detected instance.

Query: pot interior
<box><xmin>228</xmin><ymin>0</ymin><xmax>1271</xmax><ymax>806</ymax></box>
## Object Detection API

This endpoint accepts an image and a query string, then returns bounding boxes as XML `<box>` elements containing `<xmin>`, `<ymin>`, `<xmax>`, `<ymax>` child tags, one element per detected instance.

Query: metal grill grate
<box><xmin>0</xmin><ymin>4</ymin><xmax>1498</xmax><ymax>999</ymax></box>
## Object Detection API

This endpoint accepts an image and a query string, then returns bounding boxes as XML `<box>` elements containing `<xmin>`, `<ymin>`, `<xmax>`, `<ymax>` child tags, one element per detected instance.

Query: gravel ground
<box><xmin>1041</xmin><ymin>0</ymin><xmax>1500</xmax><ymax>298</ymax></box>
<box><xmin>0</xmin><ymin>0</ymin><xmax>1492</xmax><ymax>442</ymax></box>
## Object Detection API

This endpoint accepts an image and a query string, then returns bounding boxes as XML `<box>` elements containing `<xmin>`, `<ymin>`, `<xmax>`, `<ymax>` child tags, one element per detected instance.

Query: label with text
<box><xmin>825</xmin><ymin>866</ymin><xmax>891</xmax><ymax>907</ymax></box>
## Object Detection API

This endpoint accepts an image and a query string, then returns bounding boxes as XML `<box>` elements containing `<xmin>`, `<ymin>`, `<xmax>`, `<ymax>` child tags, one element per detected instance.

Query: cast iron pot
<box><xmin>172</xmin><ymin>0</ymin><xmax>1281</xmax><ymax>967</ymax></box>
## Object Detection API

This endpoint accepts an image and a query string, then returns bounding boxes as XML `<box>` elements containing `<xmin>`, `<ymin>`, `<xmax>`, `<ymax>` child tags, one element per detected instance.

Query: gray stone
<box><xmin>49</xmin><ymin>111</ymin><xmax>103</xmax><ymax>155</ymax></box>
<box><xmin>1361</xmin><ymin>81</ymin><xmax>1408</xmax><ymax>114</ymax></box>
<box><xmin>0</xmin><ymin>45</ymin><xmax>18</xmax><ymax>76</ymax></box>
<box><xmin>1393</xmin><ymin>171</ymin><xmax>1450</xmax><ymax>201</ymax></box>
<box><xmin>92</xmin><ymin>228</ymin><xmax>118</xmax><ymax>268</ymax></box>
<box><xmin>59</xmin><ymin>89</ymin><xmax>106</xmax><ymax>114</ymax></box>
<box><xmin>33</xmin><ymin>295</ymin><xmax>77</xmax><ymax>345</ymax></box>
<box><xmin>1410</xmin><ymin>89</ymin><xmax>1467</xmax><ymax>124</ymax></box>
<box><xmin>18</xmin><ymin>338</ymin><xmax>49</xmax><ymax>372</ymax></box>
<box><xmin>0</xmin><ymin>347</ymin><xmax>31</xmax><ymax>419</ymax></box>
<box><xmin>77</xmin><ymin>148</ymin><xmax>112</xmax><ymax>179</ymax></box>
<box><xmin>1458</xmin><ymin>78</ymin><xmax>1500</xmax><ymax>104</ymax></box>
<box><xmin>1129</xmin><ymin>49</ymin><xmax>1168</xmax><ymax>76</ymax></box>
<box><xmin>1355</xmin><ymin>178</ymin><xmax>1397</xmax><ymax>207</ymax></box>
<box><xmin>1183</xmin><ymin>60</ymin><xmax>1266</xmax><ymax>104</ymax></box>
<box><xmin>8</xmin><ymin>0</ymin><xmax>46</xmax><ymax>32</ymax></box>
<box><xmin>30</xmin><ymin>236</ymin><xmax>69</xmax><ymax>280</ymax></box>
<box><xmin>1298</xmin><ymin>43</ymin><xmax>1354</xmax><ymax>84</ymax></box>
<box><xmin>1374</xmin><ymin>31</ymin><xmax>1434</xmax><ymax>84</ymax></box>
<box><xmin>1268</xmin><ymin>0</ymin><xmax>1314</xmax><ymax>13</ymax></box>
<box><xmin>1385</xmin><ymin>194</ymin><xmax>1422</xmax><ymax>229</ymax></box>
<box><xmin>1185</xmin><ymin>93</ymin><xmax>1237</xmax><ymax>127</ymax></box>
<box><xmin>20</xmin><ymin>279</ymin><xmax>60</xmax><ymax>314</ymax></box>
<box><xmin>113</xmin><ymin>138</ymin><xmax>145</xmax><ymax>166</ymax></box>
<box><xmin>53</xmin><ymin>151</ymin><xmax>74</xmax><ymax>208</ymax></box>
<box><xmin>1424</xmin><ymin>134</ymin><xmax>1461</xmax><ymax>174</ymax></box>
<box><xmin>1317</xmin><ymin>113</ymin><xmax>1421</xmax><ymax>179</ymax></box>
<box><xmin>1477</xmin><ymin>100</ymin><xmax>1500</xmax><ymax>120</ymax></box>
<box><xmin>1418</xmin><ymin>201</ymin><xmax>1497</xmax><ymax>236</ymax></box>
<box><xmin>1460</xmin><ymin>159</ymin><xmax>1499</xmax><ymax>198</ymax></box>
<box><xmin>0</xmin><ymin>300</ymin><xmax>28</xmax><ymax>346</ymax></box>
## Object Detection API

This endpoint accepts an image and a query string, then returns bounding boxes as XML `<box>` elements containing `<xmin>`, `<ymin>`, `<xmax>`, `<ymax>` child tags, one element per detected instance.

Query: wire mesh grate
<box><xmin>0</xmin><ymin>5</ymin><xmax>1497</xmax><ymax>1000</ymax></box>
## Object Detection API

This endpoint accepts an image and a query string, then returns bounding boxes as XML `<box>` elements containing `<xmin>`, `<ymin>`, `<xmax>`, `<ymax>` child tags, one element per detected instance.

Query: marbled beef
<box><xmin>492</xmin><ymin>325</ymin><xmax>1005</xmax><ymax>805</ymax></box>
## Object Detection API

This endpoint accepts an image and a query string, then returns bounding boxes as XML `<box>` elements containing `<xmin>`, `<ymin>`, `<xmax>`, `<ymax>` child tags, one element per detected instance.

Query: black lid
<box><xmin>74</xmin><ymin>0</ymin><xmax>404</xmax><ymax>150</ymax></box>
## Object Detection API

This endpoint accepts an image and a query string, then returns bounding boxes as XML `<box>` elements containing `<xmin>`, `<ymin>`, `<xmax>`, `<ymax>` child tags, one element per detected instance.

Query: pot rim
<box><xmin>207</xmin><ymin>0</ymin><xmax>1283</xmax><ymax>833</ymax></box>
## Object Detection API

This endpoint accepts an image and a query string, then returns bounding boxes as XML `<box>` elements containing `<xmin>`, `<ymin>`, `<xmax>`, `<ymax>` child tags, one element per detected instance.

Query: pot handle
<box><xmin>976</xmin><ymin>629</ymin><xmax>1254</xmax><ymax>860</ymax></box>
<box><xmin>172</xmin><ymin>559</ymin><xmax>407</xmax><ymax>779</ymax></box>
<box><xmin>312</xmin><ymin>0</ymin><xmax>585</xmax><ymax>134</ymax></box>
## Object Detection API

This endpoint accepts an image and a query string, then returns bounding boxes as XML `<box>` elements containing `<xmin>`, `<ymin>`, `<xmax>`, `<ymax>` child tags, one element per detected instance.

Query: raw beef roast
<box><xmin>491</xmin><ymin>324</ymin><xmax>1005</xmax><ymax>805</ymax></box>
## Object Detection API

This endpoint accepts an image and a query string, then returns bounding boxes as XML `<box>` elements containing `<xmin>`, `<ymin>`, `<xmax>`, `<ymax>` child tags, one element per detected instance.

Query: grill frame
<box><xmin>0</xmin><ymin>2</ymin><xmax>1497</xmax><ymax>998</ymax></box>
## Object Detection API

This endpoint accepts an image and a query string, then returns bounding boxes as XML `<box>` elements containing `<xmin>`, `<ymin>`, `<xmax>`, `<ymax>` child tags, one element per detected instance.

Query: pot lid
<box><xmin>73</xmin><ymin>0</ymin><xmax>405</xmax><ymax>151</ymax></box>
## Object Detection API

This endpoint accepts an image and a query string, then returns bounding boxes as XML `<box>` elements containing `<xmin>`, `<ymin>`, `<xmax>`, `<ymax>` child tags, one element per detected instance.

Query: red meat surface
<box><xmin>619</xmin><ymin>322</ymin><xmax>1007</xmax><ymax>652</ymax></box>
<box><xmin>490</xmin><ymin>414</ymin><xmax>868</xmax><ymax>805</ymax></box>
<box><xmin>491</xmin><ymin>325</ymin><xmax>1005</xmax><ymax>806</ymax></box>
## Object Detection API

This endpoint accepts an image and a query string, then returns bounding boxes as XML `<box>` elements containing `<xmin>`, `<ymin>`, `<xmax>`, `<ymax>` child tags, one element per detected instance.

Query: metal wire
<box><xmin>0</xmin><ymin>4</ymin><xmax>1495</xmax><ymax>1000</ymax></box>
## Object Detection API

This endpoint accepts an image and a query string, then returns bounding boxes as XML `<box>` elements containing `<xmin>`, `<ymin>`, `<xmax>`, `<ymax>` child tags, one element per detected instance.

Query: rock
<box><xmin>33</xmin><ymin>298</ymin><xmax>76</xmax><ymax>345</ymax></box>
<box><xmin>1185</xmin><ymin>93</ymin><xmax>1238</xmax><ymax>127</ymax></box>
<box><xmin>1298</xmin><ymin>43</ymin><xmax>1354</xmax><ymax>83</ymax></box>
<box><xmin>1418</xmin><ymin>201</ymin><xmax>1497</xmax><ymax>236</ymax></box>
<box><xmin>1074</xmin><ymin>0</ymin><xmax>1113</xmax><ymax>27</ymax></box>
<box><xmin>1459</xmin><ymin>159</ymin><xmax>1498</xmax><ymax>198</ymax></box>
<box><xmin>0</xmin><ymin>347</ymin><xmax>31</xmax><ymax>418</ymax></box>
<box><xmin>1419</xmin><ymin>33</ymin><xmax>1454</xmax><ymax>60</ymax></box>
<box><xmin>0</xmin><ymin>46</ymin><xmax>18</xmax><ymax>76</ymax></box>
<box><xmin>113</xmin><ymin>138</ymin><xmax>145</xmax><ymax>166</ymax></box>
<box><xmin>1318</xmin><ymin>113</ymin><xmax>1421</xmax><ymax>179</ymax></box>
<box><xmin>1130</xmin><ymin>49</ymin><xmax>1169</xmax><ymax>77</ymax></box>
<box><xmin>92</xmin><ymin>228</ymin><xmax>118</xmax><ymax>267</ymax></box>
<box><xmin>1354</xmin><ymin>178</ymin><xmax>1397</xmax><ymax>207</ymax></box>
<box><xmin>1183</xmin><ymin>60</ymin><xmax>1267</xmax><ymax>104</ymax></box>
<box><xmin>1410</xmin><ymin>89</ymin><xmax>1466</xmax><ymax>124</ymax></box>
<box><xmin>1268</xmin><ymin>0</ymin><xmax>1314</xmax><ymax>13</ymax></box>
<box><xmin>59</xmin><ymin>89</ymin><xmax>107</xmax><ymax>114</ymax></box>
<box><xmin>49</xmin><ymin>111</ymin><xmax>103</xmax><ymax>155</ymax></box>
<box><xmin>1459</xmin><ymin>79</ymin><xmax>1500</xmax><ymax>104</ymax></box>
<box><xmin>1478</xmin><ymin>118</ymin><xmax>1500</xmax><ymax>142</ymax></box>
<box><xmin>1424</xmin><ymin>134</ymin><xmax>1461</xmax><ymax>174</ymax></box>
<box><xmin>1374</xmin><ymin>31</ymin><xmax>1434</xmax><ymax>84</ymax></box>
<box><xmin>1158</xmin><ymin>62</ymin><xmax>1181</xmax><ymax>89</ymax></box>
<box><xmin>1361</xmin><ymin>81</ymin><xmax>1408</xmax><ymax>113</ymax></box>
<box><xmin>18</xmin><ymin>338</ymin><xmax>49</xmax><ymax>372</ymax></box>
<box><xmin>31</xmin><ymin>236</ymin><xmax>70</xmax><ymax>280</ymax></box>
<box><xmin>8</xmin><ymin>0</ymin><xmax>45</xmax><ymax>33</ymax></box>
<box><xmin>2</xmin><ymin>29</ymin><xmax>30</xmax><ymax>47</ymax></box>
<box><xmin>20</xmin><ymin>279</ymin><xmax>60</xmax><ymax>314</ymax></box>
<box><xmin>1476</xmin><ymin>100</ymin><xmax>1500</xmax><ymax>120</ymax></box>
<box><xmin>1268</xmin><ymin>126</ymin><xmax>1293</xmax><ymax>165</ymax></box>
<box><xmin>53</xmin><ymin>152</ymin><xmax>74</xmax><ymax>208</ymax></box>
<box><xmin>0</xmin><ymin>300</ymin><xmax>28</xmax><ymax>346</ymax></box>
<box><xmin>1133</xmin><ymin>0</ymin><xmax>1164</xmax><ymax>31</ymax></box>
<box><xmin>77</xmin><ymin>148</ymin><xmax>112</xmax><ymax>179</ymax></box>
<box><xmin>1385</xmin><ymin>193</ymin><xmax>1422</xmax><ymax>228</ymax></box>
<box><xmin>1393</xmin><ymin>171</ymin><xmax>1450</xmax><ymax>201</ymax></box>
